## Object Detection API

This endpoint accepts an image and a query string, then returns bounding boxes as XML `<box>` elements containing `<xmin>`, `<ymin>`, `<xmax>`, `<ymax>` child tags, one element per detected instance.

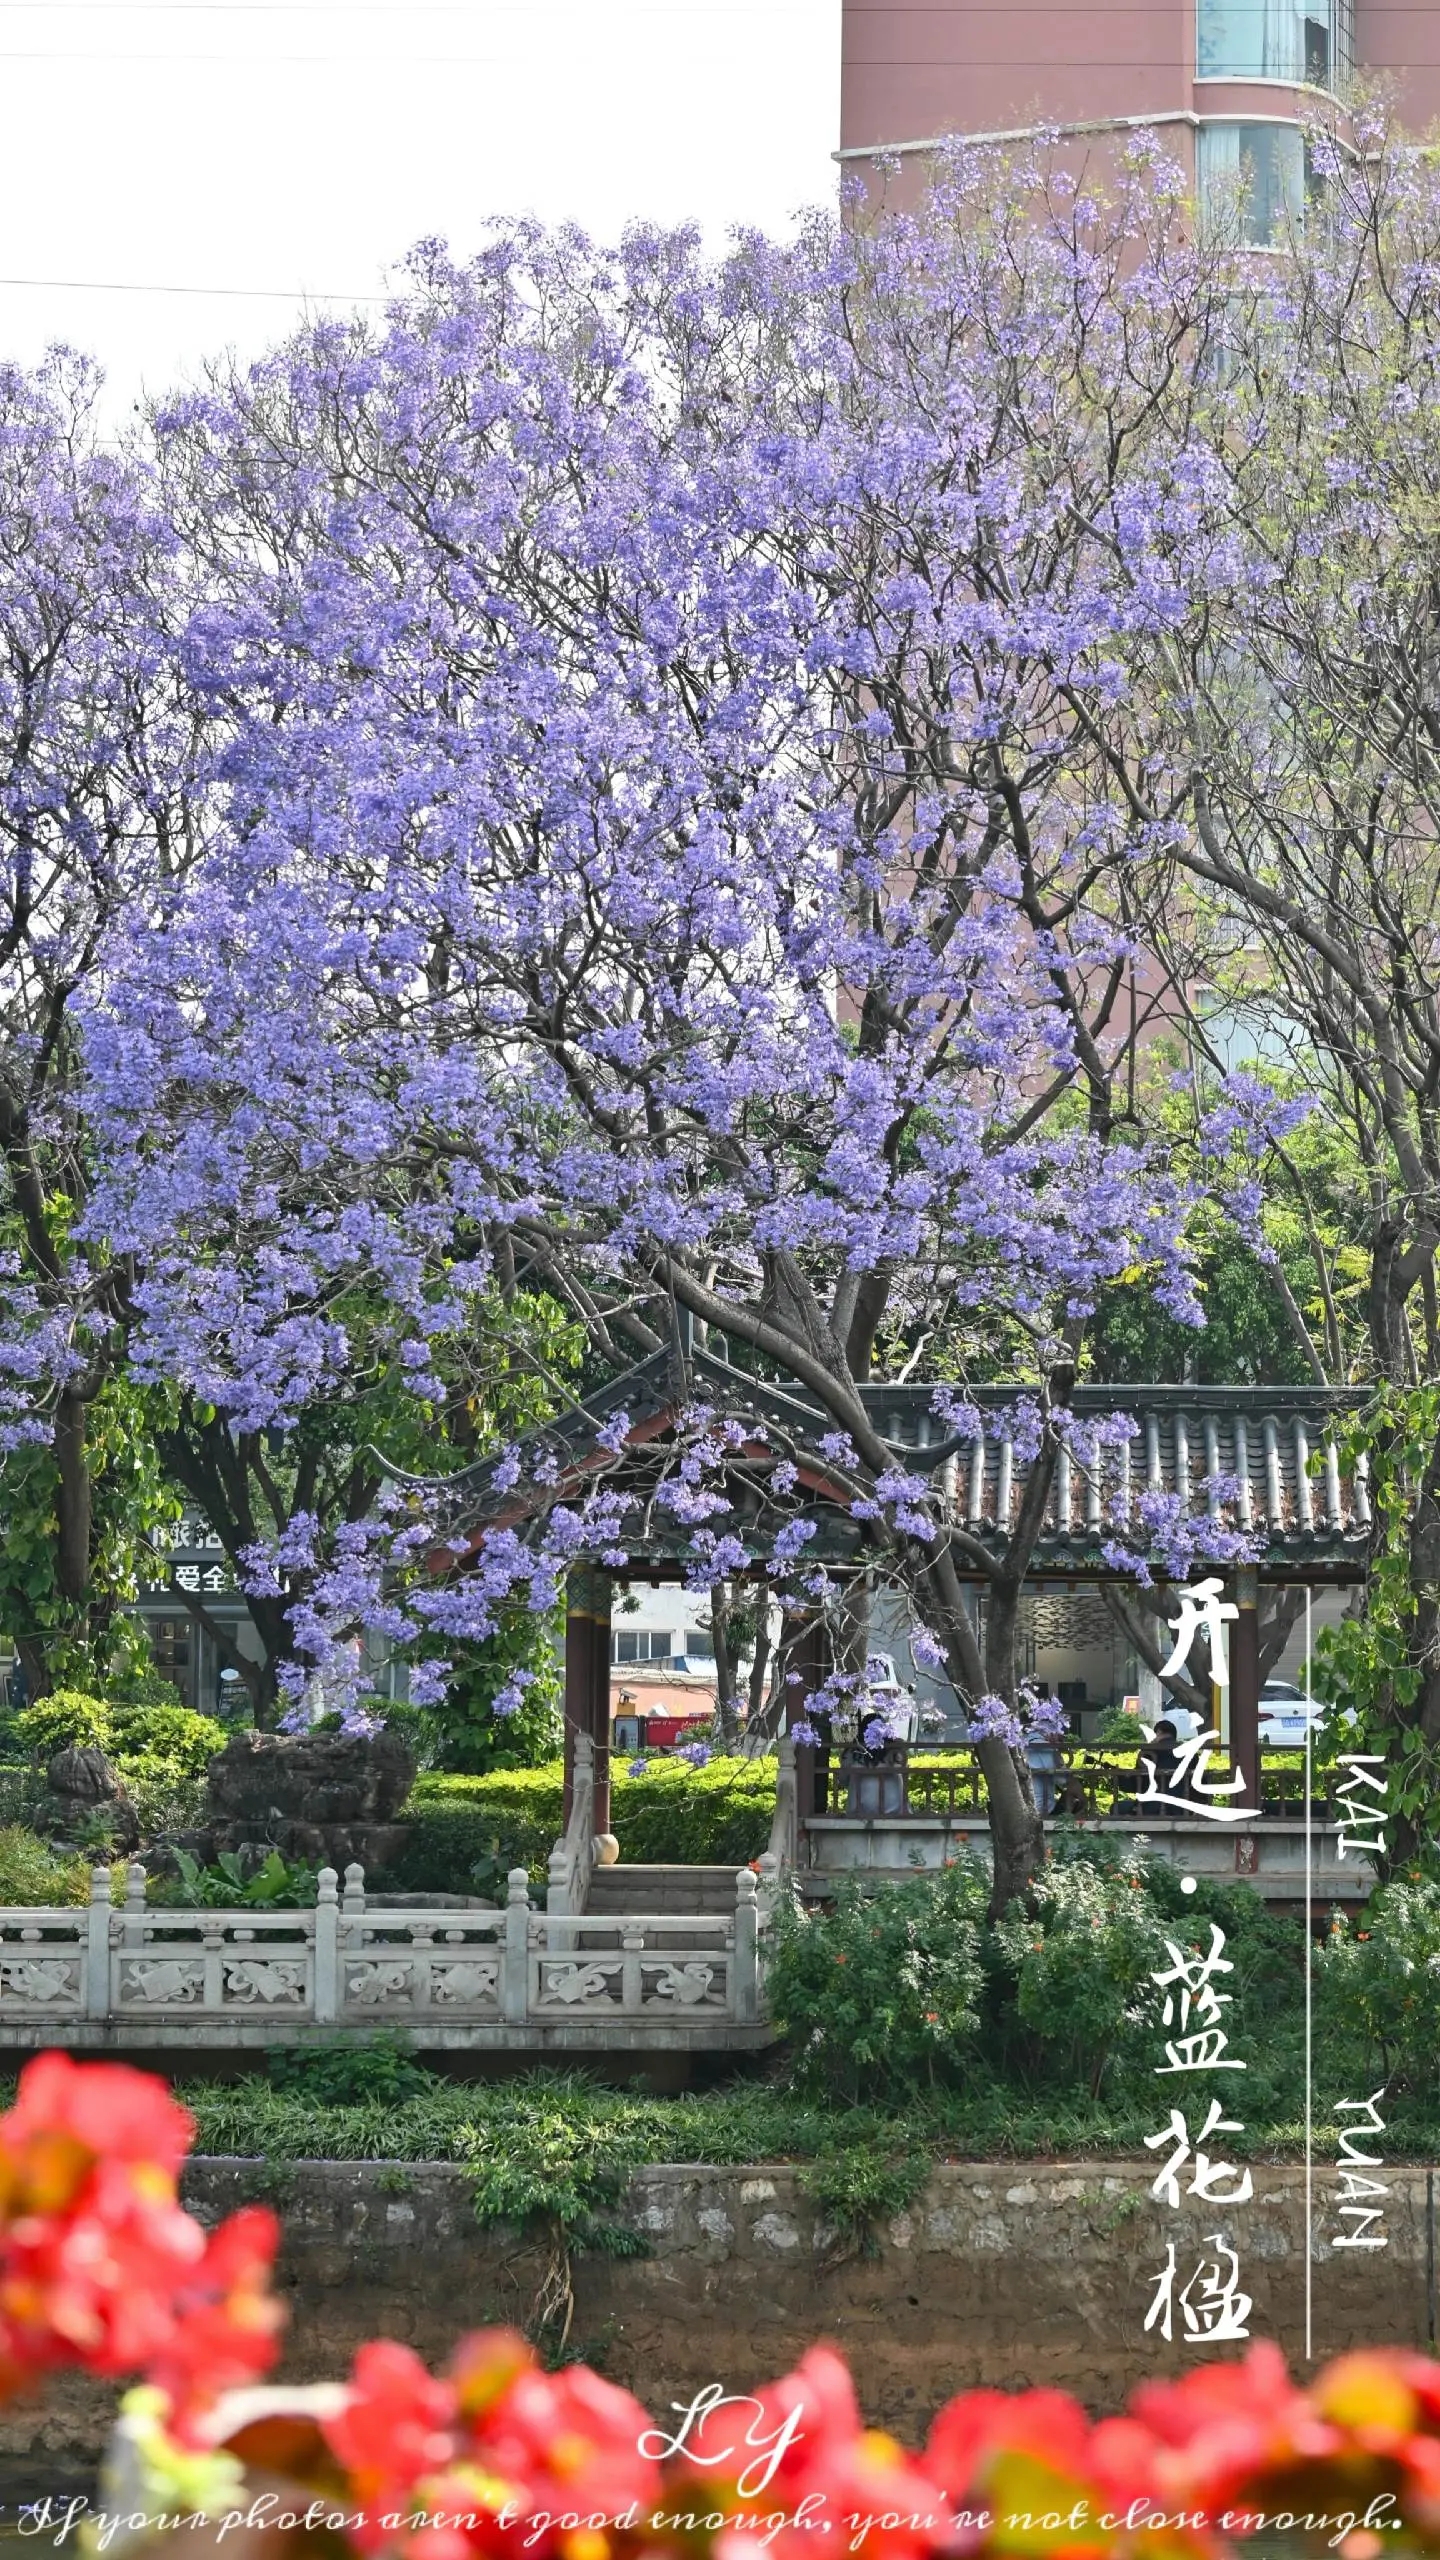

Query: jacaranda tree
<box><xmin>63</xmin><ymin>147</ymin><xmax>1276</xmax><ymax>1907</ymax></box>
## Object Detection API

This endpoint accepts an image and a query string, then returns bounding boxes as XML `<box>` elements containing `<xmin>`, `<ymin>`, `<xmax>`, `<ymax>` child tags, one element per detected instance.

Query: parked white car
<box><xmin>1258</xmin><ymin>1679</ymin><xmax>1329</xmax><ymax>1746</ymax></box>
<box><xmin>1147</xmin><ymin>1681</ymin><xmax>1331</xmax><ymax>1748</ymax></box>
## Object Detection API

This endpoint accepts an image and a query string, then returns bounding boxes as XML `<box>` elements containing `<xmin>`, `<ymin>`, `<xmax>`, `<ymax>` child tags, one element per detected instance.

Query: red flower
<box><xmin>143</xmin><ymin>2206</ymin><xmax>284</xmax><ymax>2436</ymax></box>
<box><xmin>0</xmin><ymin>2057</ymin><xmax>282</xmax><ymax>2420</ymax></box>
<box><xmin>928</xmin><ymin>2386</ymin><xmax>1144</xmax><ymax>2558</ymax></box>
<box><xmin>0</xmin><ymin>2056</ymin><xmax>205</xmax><ymax>2390</ymax></box>
<box><xmin>455</xmin><ymin>2331</ymin><xmax>662</xmax><ymax>2547</ymax></box>
<box><xmin>323</xmin><ymin>2338</ymin><xmax>460</xmax><ymax>2546</ymax></box>
<box><xmin>680</xmin><ymin>2345</ymin><xmax>951</xmax><ymax>2560</ymax></box>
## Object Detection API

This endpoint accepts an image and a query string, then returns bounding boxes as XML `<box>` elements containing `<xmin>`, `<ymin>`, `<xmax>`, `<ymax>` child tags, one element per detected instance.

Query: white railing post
<box><xmin>342</xmin><ymin>1862</ymin><xmax>366</xmax><ymax>1913</ymax></box>
<box><xmin>732</xmin><ymin>1868</ymin><xmax>759</xmax><ymax>2022</ymax></box>
<box><xmin>314</xmin><ymin>1867</ymin><xmax>338</xmax><ymax>2023</ymax></box>
<box><xmin>770</xmin><ymin>1737</ymin><xmax>798</xmax><ymax>1871</ymax></box>
<box><xmin>621</xmin><ymin>1922</ymin><xmax>645</xmax><ymax>2012</ymax></box>
<box><xmin>502</xmin><ymin>1869</ymin><xmax>530</xmax><ymax>2023</ymax></box>
<box><xmin>546</xmin><ymin>1844</ymin><xmax>571</xmax><ymax>1920</ymax></box>
<box><xmin>123</xmin><ymin>1861</ymin><xmax>147</xmax><ymax>1951</ymax></box>
<box><xmin>86</xmin><ymin>1865</ymin><xmax>112</xmax><ymax>2019</ymax></box>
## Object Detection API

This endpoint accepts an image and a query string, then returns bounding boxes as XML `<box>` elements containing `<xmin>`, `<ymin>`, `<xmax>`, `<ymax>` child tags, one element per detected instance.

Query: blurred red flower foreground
<box><xmin>3</xmin><ymin>2058</ymin><xmax>1439</xmax><ymax>2558</ymax></box>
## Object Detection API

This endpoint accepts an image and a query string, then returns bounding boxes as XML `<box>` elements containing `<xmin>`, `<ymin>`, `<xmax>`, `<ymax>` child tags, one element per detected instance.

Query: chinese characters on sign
<box><xmin>1143</xmin><ymin>1921</ymin><xmax>1254</xmax><ymax>2343</ymax></box>
<box><xmin>1138</xmin><ymin>1580</ymin><xmax>1259</xmax><ymax>1824</ymax></box>
<box><xmin>1158</xmin><ymin>1579</ymin><xmax>1237</xmax><ymax>1689</ymax></box>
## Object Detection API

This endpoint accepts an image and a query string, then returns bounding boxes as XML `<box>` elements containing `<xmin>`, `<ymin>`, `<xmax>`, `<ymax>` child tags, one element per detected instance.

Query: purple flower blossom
<box><xmin>968</xmin><ymin>1694</ymin><xmax>1026</xmax><ymax>1748</ymax></box>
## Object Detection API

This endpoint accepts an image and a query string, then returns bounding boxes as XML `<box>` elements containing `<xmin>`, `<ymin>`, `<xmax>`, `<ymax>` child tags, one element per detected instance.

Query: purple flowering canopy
<box><xmin>8</xmin><ymin>142</ymin><xmax>1312</xmax><ymax>1897</ymax></box>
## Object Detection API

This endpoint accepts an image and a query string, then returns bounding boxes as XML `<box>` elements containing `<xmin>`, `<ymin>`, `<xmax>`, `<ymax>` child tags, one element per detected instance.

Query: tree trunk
<box><xmin>923</xmin><ymin>1558</ymin><xmax>1043</xmax><ymax>1917</ymax></box>
<box><xmin>981</xmin><ymin>1579</ymin><xmax>1045</xmax><ymax>1918</ymax></box>
<box><xmin>747</xmin><ymin>1590</ymin><xmax>773</xmax><ymax>1734</ymax></box>
<box><xmin>52</xmin><ymin>1389</ymin><xmax>92</xmax><ymax>1615</ymax></box>
<box><xmin>15</xmin><ymin>1635</ymin><xmax>48</xmax><ymax>1705</ymax></box>
<box><xmin>710</xmin><ymin>1581</ymin><xmax>741</xmax><ymax>1750</ymax></box>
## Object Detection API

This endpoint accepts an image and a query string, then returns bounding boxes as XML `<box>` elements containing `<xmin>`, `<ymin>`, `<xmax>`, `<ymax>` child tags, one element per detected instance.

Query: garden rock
<box><xmin>202</xmin><ymin>1727</ymin><xmax>416</xmax><ymax>1873</ymax></box>
<box><xmin>34</xmin><ymin>1744</ymin><xmax>140</xmax><ymax>1854</ymax></box>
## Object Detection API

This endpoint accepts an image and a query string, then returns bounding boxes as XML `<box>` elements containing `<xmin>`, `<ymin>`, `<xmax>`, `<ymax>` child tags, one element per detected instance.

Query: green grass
<box><xmin>176</xmin><ymin>2065</ymin><xmax>1440</xmax><ymax>2171</ymax></box>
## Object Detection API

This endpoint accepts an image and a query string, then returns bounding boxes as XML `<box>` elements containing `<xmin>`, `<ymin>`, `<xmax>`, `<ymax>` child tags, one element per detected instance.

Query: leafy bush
<box><xmin>988</xmin><ymin>1853</ymin><xmax>1172</xmax><ymax>2095</ymax></box>
<box><xmin>152</xmin><ymin>1847</ymin><xmax>321</xmax><ymax>1908</ymax></box>
<box><xmin>109</xmin><ymin>1702</ymin><xmax>225</xmax><ymax>1775</ymax></box>
<box><xmin>390</xmin><ymin>1768</ymin><xmax>564</xmax><ymax>1893</ymax></box>
<box><xmin>116</xmin><ymin>1754</ymin><xmax>207</xmax><ymax>1835</ymax></box>
<box><xmin>12</xmin><ymin>1692</ymin><xmax>224</xmax><ymax>1822</ymax></box>
<box><xmin>0</xmin><ymin>1825</ymin><xmax>90</xmax><ymax>1906</ymax></box>
<box><xmin>1318</xmin><ymin>1877</ymin><xmax>1440</xmax><ymax>2095</ymax></box>
<box><xmin>389</xmin><ymin>1756</ymin><xmax>776</xmax><ymax>1893</ymax></box>
<box><xmin>267</xmin><ymin>2032</ymin><xmax>438</xmax><ymax>2106</ymax></box>
<box><xmin>796</xmin><ymin>2146</ymin><xmax>931</xmax><ymax>2257</ymax></box>
<box><xmin>766</xmin><ymin>1862</ymin><xmax>986</xmax><ymax>2101</ymax></box>
<box><xmin>106</xmin><ymin>1666</ymin><xmax>187</xmax><ymax>1714</ymax></box>
<box><xmin>15</xmin><ymin>1690</ymin><xmax>112</xmax><ymax>1759</ymax></box>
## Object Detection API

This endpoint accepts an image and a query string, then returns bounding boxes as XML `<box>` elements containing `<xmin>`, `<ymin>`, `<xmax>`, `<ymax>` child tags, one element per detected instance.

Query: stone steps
<box><xmin>585</xmin><ymin>1863</ymin><xmax>741</xmax><ymax>1915</ymax></box>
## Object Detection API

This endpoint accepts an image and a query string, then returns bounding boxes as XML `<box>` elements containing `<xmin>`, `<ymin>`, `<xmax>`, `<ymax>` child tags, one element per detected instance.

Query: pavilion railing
<box><xmin>0</xmin><ymin>1854</ymin><xmax>768</xmax><ymax>2035</ymax></box>
<box><xmin>823</xmin><ymin>1745</ymin><xmax>1347</xmax><ymax>1822</ymax></box>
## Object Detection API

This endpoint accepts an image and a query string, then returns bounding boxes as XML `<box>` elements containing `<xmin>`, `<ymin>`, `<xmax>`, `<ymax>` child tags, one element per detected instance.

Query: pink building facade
<box><xmin>840</xmin><ymin>0</ymin><xmax>1440</xmax><ymax>235</ymax></box>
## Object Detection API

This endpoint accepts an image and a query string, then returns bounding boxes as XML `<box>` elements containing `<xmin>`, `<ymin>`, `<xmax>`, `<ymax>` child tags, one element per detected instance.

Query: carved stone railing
<box><xmin>546</xmin><ymin>1730</ymin><xmax>597</xmax><ymax>1921</ymax></box>
<box><xmin>755</xmin><ymin>1736</ymin><xmax>797</xmax><ymax>1925</ymax></box>
<box><xmin>0</xmin><ymin>1851</ymin><xmax>767</xmax><ymax>2037</ymax></box>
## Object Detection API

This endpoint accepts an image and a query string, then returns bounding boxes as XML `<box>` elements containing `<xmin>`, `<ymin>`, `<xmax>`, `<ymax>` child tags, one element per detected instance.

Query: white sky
<box><xmin>0</xmin><ymin>0</ymin><xmax>841</xmax><ymax>415</ymax></box>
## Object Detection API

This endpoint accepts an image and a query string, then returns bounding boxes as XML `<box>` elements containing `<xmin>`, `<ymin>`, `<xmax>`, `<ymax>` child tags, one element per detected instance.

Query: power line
<box><xmin>0</xmin><ymin>274</ymin><xmax>391</xmax><ymax>301</ymax></box>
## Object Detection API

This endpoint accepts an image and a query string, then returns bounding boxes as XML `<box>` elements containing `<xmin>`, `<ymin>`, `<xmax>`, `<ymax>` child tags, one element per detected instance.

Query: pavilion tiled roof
<box><xmin>401</xmin><ymin>1348</ymin><xmax>1370</xmax><ymax>1583</ymax></box>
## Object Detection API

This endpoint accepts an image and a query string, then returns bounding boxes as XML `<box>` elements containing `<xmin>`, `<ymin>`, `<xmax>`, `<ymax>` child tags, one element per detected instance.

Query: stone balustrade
<box><xmin>0</xmin><ymin>1858</ymin><xmax>773</xmax><ymax>2053</ymax></box>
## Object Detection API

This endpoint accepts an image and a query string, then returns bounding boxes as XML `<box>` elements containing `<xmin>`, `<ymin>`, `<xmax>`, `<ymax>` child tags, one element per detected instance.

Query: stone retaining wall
<box><xmin>5</xmin><ymin>2157</ymin><xmax>1432</xmax><ymax>2476</ymax></box>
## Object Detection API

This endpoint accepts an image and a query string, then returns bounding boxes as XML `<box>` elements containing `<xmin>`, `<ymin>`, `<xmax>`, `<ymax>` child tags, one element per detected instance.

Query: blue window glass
<box><xmin>1197</xmin><ymin>0</ymin><xmax>1341</xmax><ymax>85</ymax></box>
<box><xmin>1198</xmin><ymin>122</ymin><xmax>1306</xmax><ymax>242</ymax></box>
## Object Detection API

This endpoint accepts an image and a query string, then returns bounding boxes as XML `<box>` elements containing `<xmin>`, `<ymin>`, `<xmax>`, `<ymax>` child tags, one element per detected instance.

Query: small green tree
<box><xmin>0</xmin><ymin>1377</ymin><xmax>180</xmax><ymax>1701</ymax></box>
<box><xmin>422</xmin><ymin>1608</ymin><xmax>563</xmax><ymax>1772</ymax></box>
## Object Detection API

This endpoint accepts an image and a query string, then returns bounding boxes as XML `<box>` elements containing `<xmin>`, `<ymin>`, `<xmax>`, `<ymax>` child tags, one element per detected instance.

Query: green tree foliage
<box><xmin>156</xmin><ymin>1287</ymin><xmax>581</xmax><ymax>1722</ymax></box>
<box><xmin>1311</xmin><ymin>1387</ymin><xmax>1440</xmax><ymax>1876</ymax></box>
<box><xmin>417</xmin><ymin>1607</ymin><xmax>563</xmax><ymax>1773</ymax></box>
<box><xmin>766</xmin><ymin>1865</ymin><xmax>986</xmax><ymax>2101</ymax></box>
<box><xmin>1318</xmin><ymin>1878</ymin><xmax>1440</xmax><ymax>2097</ymax></box>
<box><xmin>0</xmin><ymin>1377</ymin><xmax>180</xmax><ymax>1700</ymax></box>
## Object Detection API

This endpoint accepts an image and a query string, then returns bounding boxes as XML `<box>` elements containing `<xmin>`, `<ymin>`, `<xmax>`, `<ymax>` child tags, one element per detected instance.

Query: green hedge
<box><xmin>386</xmin><ymin>1756</ymin><xmax>776</xmax><ymax>1894</ymax></box>
<box><xmin>610</xmin><ymin>1756</ymin><xmax>775</xmax><ymax>1865</ymax></box>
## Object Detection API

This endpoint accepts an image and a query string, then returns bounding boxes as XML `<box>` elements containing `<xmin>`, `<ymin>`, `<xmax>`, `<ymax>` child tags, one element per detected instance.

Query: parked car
<box><xmin>1258</xmin><ymin>1679</ymin><xmax>1327</xmax><ymax>1747</ymax></box>
<box><xmin>1145</xmin><ymin>1683</ymin><xmax>1323</xmax><ymax>1748</ymax></box>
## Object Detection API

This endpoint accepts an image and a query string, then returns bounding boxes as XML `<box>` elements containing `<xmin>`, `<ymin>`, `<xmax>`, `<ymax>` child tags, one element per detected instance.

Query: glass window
<box><xmin>1198</xmin><ymin>121</ymin><xmax>1306</xmax><ymax>242</ymax></box>
<box><xmin>611</xmin><ymin>1630</ymin><xmax>679</xmax><ymax>1664</ymax></box>
<box><xmin>1197</xmin><ymin>0</ymin><xmax>1341</xmax><ymax>85</ymax></box>
<box><xmin>684</xmin><ymin>1628</ymin><xmax>716</xmax><ymax>1658</ymax></box>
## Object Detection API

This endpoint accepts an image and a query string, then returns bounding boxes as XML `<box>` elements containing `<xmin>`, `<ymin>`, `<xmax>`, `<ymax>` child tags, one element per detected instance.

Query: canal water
<box><xmin>0</xmin><ymin>2463</ymin><xmax>95</xmax><ymax>2551</ymax></box>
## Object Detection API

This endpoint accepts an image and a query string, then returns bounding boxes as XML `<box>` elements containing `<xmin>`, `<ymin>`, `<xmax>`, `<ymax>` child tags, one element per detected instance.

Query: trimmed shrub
<box><xmin>15</xmin><ymin>1690</ymin><xmax>112</xmax><ymax>1759</ymax></box>
<box><xmin>389</xmin><ymin>1768</ymin><xmax>564</xmax><ymax>1892</ymax></box>
<box><xmin>109</xmin><ymin>1702</ymin><xmax>225</xmax><ymax>1775</ymax></box>
<box><xmin>610</xmin><ymin>1756</ymin><xmax>775</xmax><ymax>1865</ymax></box>
<box><xmin>387</xmin><ymin>1756</ymin><xmax>777</xmax><ymax>1893</ymax></box>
